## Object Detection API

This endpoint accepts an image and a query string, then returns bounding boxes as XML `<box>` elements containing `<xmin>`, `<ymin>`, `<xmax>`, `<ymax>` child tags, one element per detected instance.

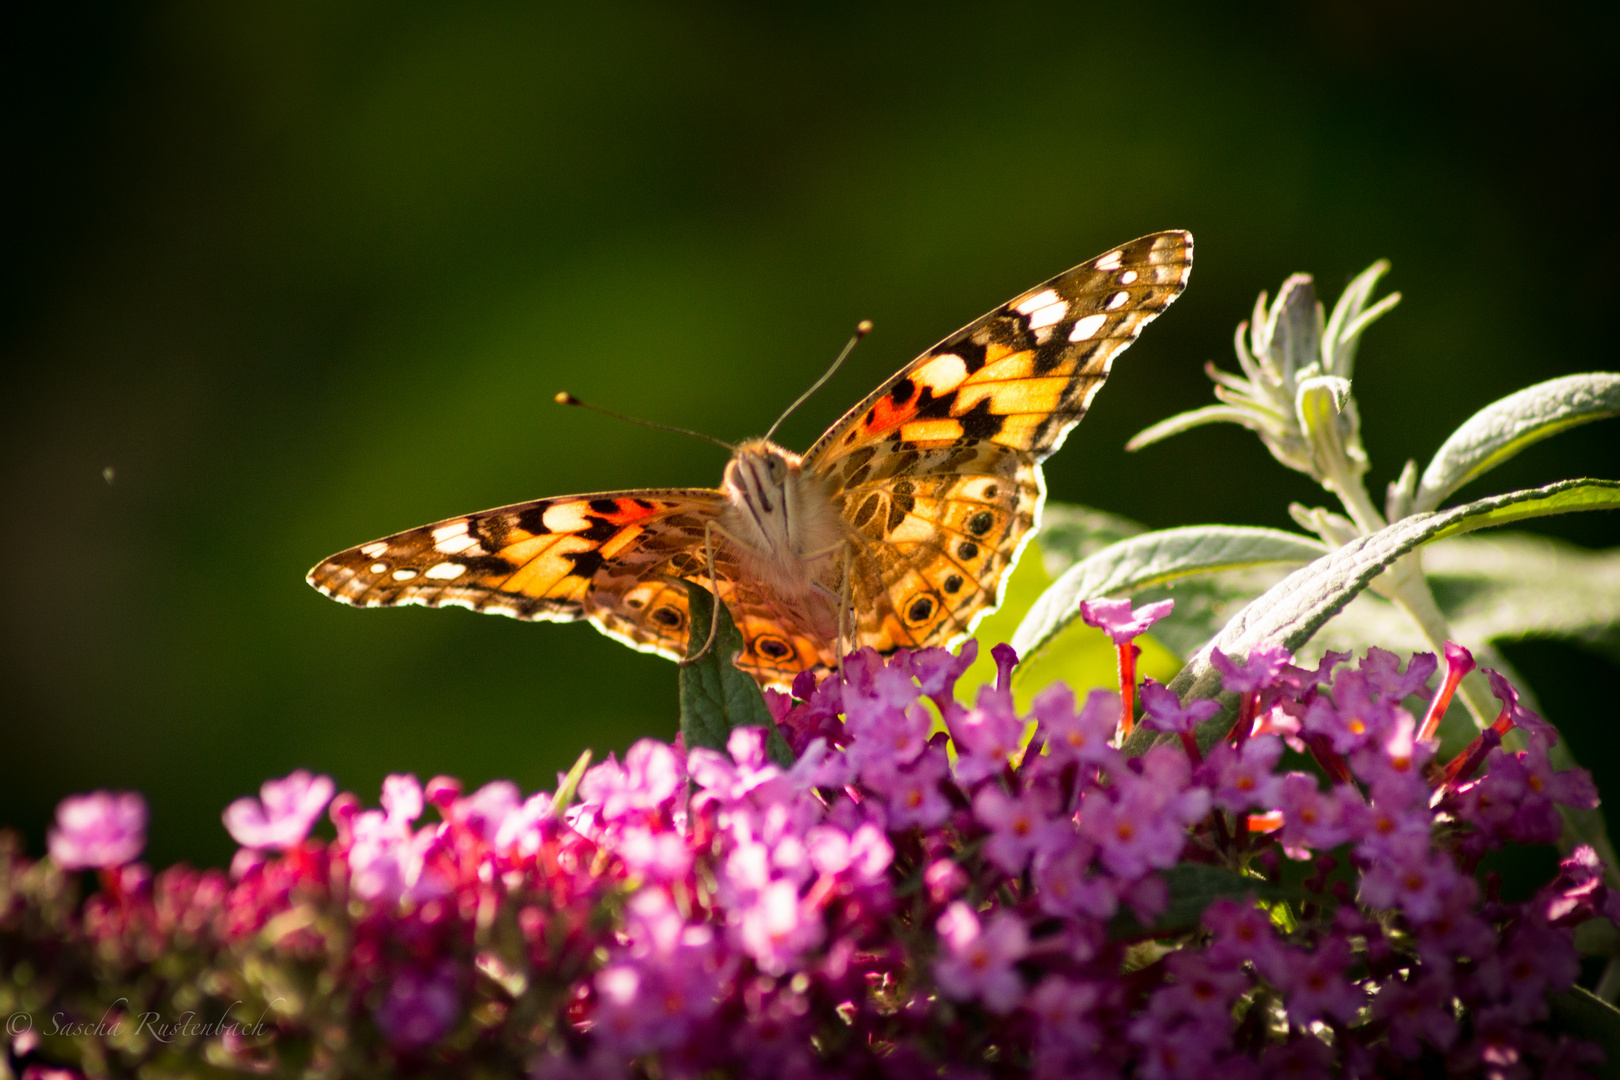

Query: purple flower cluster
<box><xmin>2</xmin><ymin>633</ymin><xmax>1611</xmax><ymax>1078</ymax></box>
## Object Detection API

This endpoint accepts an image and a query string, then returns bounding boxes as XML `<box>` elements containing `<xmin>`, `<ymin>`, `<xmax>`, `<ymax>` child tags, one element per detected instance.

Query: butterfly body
<box><xmin>309</xmin><ymin>231</ymin><xmax>1193</xmax><ymax>687</ymax></box>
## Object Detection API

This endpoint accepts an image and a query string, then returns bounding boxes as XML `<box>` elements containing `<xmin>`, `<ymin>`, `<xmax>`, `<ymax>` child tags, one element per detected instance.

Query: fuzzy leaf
<box><xmin>1126</xmin><ymin>404</ymin><xmax>1266</xmax><ymax>452</ymax></box>
<box><xmin>1011</xmin><ymin>526</ymin><xmax>1325</xmax><ymax>662</ymax></box>
<box><xmin>1125</xmin><ymin>479</ymin><xmax>1620</xmax><ymax>755</ymax></box>
<box><xmin>677</xmin><ymin>582</ymin><xmax>793</xmax><ymax>766</ymax></box>
<box><xmin>1413</xmin><ymin>373</ymin><xmax>1620</xmax><ymax>513</ymax></box>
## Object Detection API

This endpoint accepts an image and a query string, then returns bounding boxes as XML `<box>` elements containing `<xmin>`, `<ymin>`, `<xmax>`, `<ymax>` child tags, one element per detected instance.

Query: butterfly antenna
<box><xmin>553</xmin><ymin>392</ymin><xmax>736</xmax><ymax>452</ymax></box>
<box><xmin>763</xmin><ymin>320</ymin><xmax>873</xmax><ymax>443</ymax></box>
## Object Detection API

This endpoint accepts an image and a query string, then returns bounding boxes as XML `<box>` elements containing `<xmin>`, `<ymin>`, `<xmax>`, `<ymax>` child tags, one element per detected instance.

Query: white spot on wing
<box><xmin>1069</xmin><ymin>313</ymin><xmax>1107</xmax><ymax>341</ymax></box>
<box><xmin>1118</xmin><ymin>270</ymin><xmax>1138</xmax><ymax>285</ymax></box>
<box><xmin>392</xmin><ymin>569</ymin><xmax>419</xmax><ymax>581</ymax></box>
<box><xmin>1106</xmin><ymin>291</ymin><xmax>1129</xmax><ymax>311</ymax></box>
<box><xmin>1014</xmin><ymin>289</ymin><xmax>1061</xmax><ymax>316</ymax></box>
<box><xmin>436</xmin><ymin>533</ymin><xmax>479</xmax><ymax>555</ymax></box>
<box><xmin>425</xmin><ymin>562</ymin><xmax>467</xmax><ymax>580</ymax></box>
<box><xmin>1026</xmin><ymin>299</ymin><xmax>1068</xmax><ymax>331</ymax></box>
<box><xmin>431</xmin><ymin>522</ymin><xmax>468</xmax><ymax>542</ymax></box>
<box><xmin>1094</xmin><ymin>250</ymin><xmax>1123</xmax><ymax>271</ymax></box>
<box><xmin>370</xmin><ymin>562</ymin><xmax>389</xmax><ymax>574</ymax></box>
<box><xmin>360</xmin><ymin>542</ymin><xmax>388</xmax><ymax>558</ymax></box>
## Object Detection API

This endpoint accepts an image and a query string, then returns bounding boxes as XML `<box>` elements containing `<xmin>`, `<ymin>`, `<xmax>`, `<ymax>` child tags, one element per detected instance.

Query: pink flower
<box><xmin>1210</xmin><ymin>642</ymin><xmax>1293</xmax><ymax>694</ymax></box>
<box><xmin>1139</xmin><ymin>677</ymin><xmax>1222</xmax><ymax>735</ymax></box>
<box><xmin>579</xmin><ymin>739</ymin><xmax>682</xmax><ymax>823</ymax></box>
<box><xmin>1078</xmin><ymin>597</ymin><xmax>1175</xmax><ymax>644</ymax></box>
<box><xmin>48</xmin><ymin>791</ymin><xmax>146</xmax><ymax>869</ymax></box>
<box><xmin>972</xmin><ymin>784</ymin><xmax>1065</xmax><ymax>874</ymax></box>
<box><xmin>932</xmin><ymin>902</ymin><xmax>1028</xmax><ymax>1013</ymax></box>
<box><xmin>735</xmin><ymin>878</ymin><xmax>824</xmax><ymax>975</ymax></box>
<box><xmin>222</xmin><ymin>769</ymin><xmax>334</xmax><ymax>850</ymax></box>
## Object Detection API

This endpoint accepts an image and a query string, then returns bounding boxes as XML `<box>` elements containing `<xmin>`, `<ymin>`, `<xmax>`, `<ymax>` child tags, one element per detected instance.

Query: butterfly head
<box><xmin>722</xmin><ymin>438</ymin><xmax>802</xmax><ymax>515</ymax></box>
<box><xmin>720</xmin><ymin>438</ymin><xmax>844</xmax><ymax>595</ymax></box>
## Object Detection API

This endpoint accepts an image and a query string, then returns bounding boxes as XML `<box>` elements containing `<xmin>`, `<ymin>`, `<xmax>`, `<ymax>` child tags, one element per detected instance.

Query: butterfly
<box><xmin>308</xmin><ymin>231</ymin><xmax>1193</xmax><ymax>687</ymax></box>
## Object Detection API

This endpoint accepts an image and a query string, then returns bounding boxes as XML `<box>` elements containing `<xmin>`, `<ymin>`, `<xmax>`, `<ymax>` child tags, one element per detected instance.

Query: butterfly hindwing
<box><xmin>807</xmin><ymin>230</ymin><xmax>1193</xmax><ymax>653</ymax></box>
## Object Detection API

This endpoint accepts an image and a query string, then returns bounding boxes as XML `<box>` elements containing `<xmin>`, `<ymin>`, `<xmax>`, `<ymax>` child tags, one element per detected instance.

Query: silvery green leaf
<box><xmin>1288</xmin><ymin>503</ymin><xmax>1361</xmax><ymax>547</ymax></box>
<box><xmin>1123</xmin><ymin>478</ymin><xmax>1620</xmax><ymax>756</ymax></box>
<box><xmin>1033</xmin><ymin>502</ymin><xmax>1146</xmax><ymax>577</ymax></box>
<box><xmin>1295</xmin><ymin>374</ymin><xmax>1364</xmax><ymax>484</ymax></box>
<box><xmin>1321</xmin><ymin>259</ymin><xmax>1396</xmax><ymax>379</ymax></box>
<box><xmin>1125</xmin><ymin>404</ymin><xmax>1269</xmax><ymax>451</ymax></box>
<box><xmin>1011</xmin><ymin>526</ymin><xmax>1326</xmax><ymax>662</ymax></box>
<box><xmin>1386</xmin><ymin>458</ymin><xmax>1418</xmax><ymax>522</ymax></box>
<box><xmin>1413</xmin><ymin>373</ymin><xmax>1620</xmax><ymax>513</ymax></box>
<box><xmin>1268</xmin><ymin>274</ymin><xmax>1321</xmax><ymax>387</ymax></box>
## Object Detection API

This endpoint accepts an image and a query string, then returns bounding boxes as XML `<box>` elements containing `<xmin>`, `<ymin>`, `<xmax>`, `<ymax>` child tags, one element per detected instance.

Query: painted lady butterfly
<box><xmin>308</xmin><ymin>231</ymin><xmax>1193</xmax><ymax>687</ymax></box>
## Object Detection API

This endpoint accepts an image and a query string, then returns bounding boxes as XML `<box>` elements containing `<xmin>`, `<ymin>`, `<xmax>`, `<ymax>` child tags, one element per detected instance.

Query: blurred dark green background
<box><xmin>5</xmin><ymin>2</ymin><xmax>1618</xmax><ymax>867</ymax></box>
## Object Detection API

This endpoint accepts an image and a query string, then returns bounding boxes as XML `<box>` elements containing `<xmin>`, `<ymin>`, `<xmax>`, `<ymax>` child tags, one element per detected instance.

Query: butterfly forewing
<box><xmin>804</xmin><ymin>230</ymin><xmax>1193</xmax><ymax>655</ymax></box>
<box><xmin>306</xmin><ymin>490</ymin><xmax>730</xmax><ymax>659</ymax></box>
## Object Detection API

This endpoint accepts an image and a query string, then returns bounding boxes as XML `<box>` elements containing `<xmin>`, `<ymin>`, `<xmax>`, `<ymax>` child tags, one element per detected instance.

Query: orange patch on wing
<box><xmin>504</xmin><ymin>536</ymin><xmax>593</xmax><ymax>596</ymax></box>
<box><xmin>899</xmin><ymin>418</ymin><xmax>964</xmax><ymax>443</ymax></box>
<box><xmin>953</xmin><ymin>377</ymin><xmax>1070</xmax><ymax>416</ymax></box>
<box><xmin>991</xmin><ymin>413</ymin><xmax>1045</xmax><ymax>448</ymax></box>
<box><xmin>967</xmin><ymin>349</ymin><xmax>1037</xmax><ymax>383</ymax></box>
<box><xmin>864</xmin><ymin>393</ymin><xmax>918</xmax><ymax>436</ymax></box>
<box><xmin>498</xmin><ymin>533</ymin><xmax>551</xmax><ymax>566</ymax></box>
<box><xmin>596</xmin><ymin>498</ymin><xmax>661</xmax><ymax>526</ymax></box>
<box><xmin>598</xmin><ymin>524</ymin><xmax>645</xmax><ymax>560</ymax></box>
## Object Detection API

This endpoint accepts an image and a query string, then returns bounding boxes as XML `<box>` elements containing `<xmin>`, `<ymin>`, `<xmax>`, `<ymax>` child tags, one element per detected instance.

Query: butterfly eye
<box><xmin>767</xmin><ymin>456</ymin><xmax>787</xmax><ymax>483</ymax></box>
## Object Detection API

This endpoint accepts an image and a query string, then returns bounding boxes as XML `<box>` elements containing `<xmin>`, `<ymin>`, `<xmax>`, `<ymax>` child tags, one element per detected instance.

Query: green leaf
<box><xmin>1125</xmin><ymin>479</ymin><xmax>1620</xmax><ymax>756</ymax></box>
<box><xmin>1010</xmin><ymin>526</ymin><xmax>1326</xmax><ymax>662</ymax></box>
<box><xmin>1125</xmin><ymin>404</ymin><xmax>1269</xmax><ymax>452</ymax></box>
<box><xmin>551</xmin><ymin>748</ymin><xmax>593</xmax><ymax>817</ymax></box>
<box><xmin>676</xmin><ymin>581</ymin><xmax>793</xmax><ymax>766</ymax></box>
<box><xmin>1108</xmin><ymin>862</ymin><xmax>1305</xmax><ymax>939</ymax></box>
<box><xmin>1427</xmin><ymin>477</ymin><xmax>1620</xmax><ymax>540</ymax></box>
<box><xmin>1413</xmin><ymin>373</ymin><xmax>1620</xmax><ymax>513</ymax></box>
<box><xmin>1549</xmin><ymin>987</ymin><xmax>1620</xmax><ymax>1079</ymax></box>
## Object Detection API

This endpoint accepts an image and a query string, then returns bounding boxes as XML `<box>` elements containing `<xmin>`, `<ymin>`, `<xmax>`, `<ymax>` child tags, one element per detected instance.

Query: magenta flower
<box><xmin>1359</xmin><ymin>645</ymin><xmax>1437</xmax><ymax>701</ymax></box>
<box><xmin>932</xmin><ymin>902</ymin><xmax>1028</xmax><ymax>1013</ymax></box>
<box><xmin>1078</xmin><ymin>596</ymin><xmax>1175</xmax><ymax>643</ymax></box>
<box><xmin>1139</xmin><ymin>677</ymin><xmax>1222</xmax><ymax>735</ymax></box>
<box><xmin>735</xmin><ymin>878</ymin><xmax>824</xmax><ymax>975</ymax></box>
<box><xmin>579</xmin><ymin>739</ymin><xmax>682</xmax><ymax>824</ymax></box>
<box><xmin>1484</xmin><ymin>669</ymin><xmax>1558</xmax><ymax>742</ymax></box>
<box><xmin>373</xmin><ymin>962</ymin><xmax>460</xmax><ymax>1049</ymax></box>
<box><xmin>1209</xmin><ymin>641</ymin><xmax>1293</xmax><ymax>694</ymax></box>
<box><xmin>863</xmin><ymin>746</ymin><xmax>951</xmax><ymax>830</ymax></box>
<box><xmin>1267</xmin><ymin>936</ymin><xmax>1364</xmax><ymax>1026</ymax></box>
<box><xmin>1199</xmin><ymin>734</ymin><xmax>1285</xmax><ymax>812</ymax></box>
<box><xmin>947</xmin><ymin>684</ymin><xmax>1026</xmax><ymax>786</ymax></box>
<box><xmin>972</xmin><ymin>784</ymin><xmax>1065</xmax><ymax>874</ymax></box>
<box><xmin>222</xmin><ymin>769</ymin><xmax>334</xmax><ymax>850</ymax></box>
<box><xmin>1031</xmin><ymin>684</ymin><xmax>1120</xmax><ymax>767</ymax></box>
<box><xmin>48</xmin><ymin>791</ymin><xmax>147</xmax><ymax>870</ymax></box>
